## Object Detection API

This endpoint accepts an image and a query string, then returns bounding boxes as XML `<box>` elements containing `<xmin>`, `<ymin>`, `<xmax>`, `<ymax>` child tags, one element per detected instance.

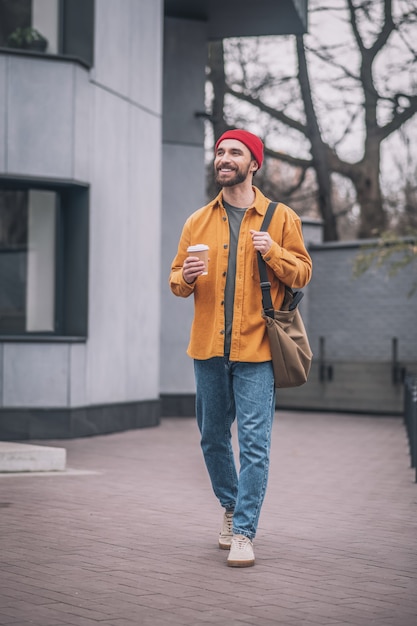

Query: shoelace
<box><xmin>224</xmin><ymin>513</ymin><xmax>233</xmax><ymax>534</ymax></box>
<box><xmin>233</xmin><ymin>535</ymin><xmax>251</xmax><ymax>550</ymax></box>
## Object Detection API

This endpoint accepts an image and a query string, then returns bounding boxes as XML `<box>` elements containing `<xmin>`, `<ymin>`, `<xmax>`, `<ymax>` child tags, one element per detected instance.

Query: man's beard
<box><xmin>215</xmin><ymin>163</ymin><xmax>251</xmax><ymax>187</ymax></box>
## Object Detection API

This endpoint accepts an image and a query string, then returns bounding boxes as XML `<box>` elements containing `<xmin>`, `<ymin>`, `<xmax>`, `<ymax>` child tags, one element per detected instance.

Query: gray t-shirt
<box><xmin>223</xmin><ymin>201</ymin><xmax>247</xmax><ymax>355</ymax></box>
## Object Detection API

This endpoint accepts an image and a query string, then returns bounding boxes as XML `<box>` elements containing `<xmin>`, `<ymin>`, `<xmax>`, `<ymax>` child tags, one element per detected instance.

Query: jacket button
<box><xmin>222</xmin><ymin>271</ymin><xmax>226</xmax><ymax>277</ymax></box>
<box><xmin>220</xmin><ymin>330</ymin><xmax>225</xmax><ymax>335</ymax></box>
<box><xmin>224</xmin><ymin>244</ymin><xmax>228</xmax><ymax>249</ymax></box>
<box><xmin>220</xmin><ymin>300</ymin><xmax>224</xmax><ymax>305</ymax></box>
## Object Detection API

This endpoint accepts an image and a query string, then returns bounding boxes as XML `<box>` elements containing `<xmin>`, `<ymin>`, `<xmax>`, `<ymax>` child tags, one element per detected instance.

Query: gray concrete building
<box><xmin>0</xmin><ymin>0</ymin><xmax>308</xmax><ymax>439</ymax></box>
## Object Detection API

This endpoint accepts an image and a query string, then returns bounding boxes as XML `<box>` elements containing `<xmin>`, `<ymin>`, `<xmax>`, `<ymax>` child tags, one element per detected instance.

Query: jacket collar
<box><xmin>211</xmin><ymin>186</ymin><xmax>270</xmax><ymax>216</ymax></box>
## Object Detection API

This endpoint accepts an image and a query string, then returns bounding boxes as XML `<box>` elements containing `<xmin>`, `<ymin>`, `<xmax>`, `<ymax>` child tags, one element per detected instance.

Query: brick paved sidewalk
<box><xmin>0</xmin><ymin>411</ymin><xmax>416</xmax><ymax>626</ymax></box>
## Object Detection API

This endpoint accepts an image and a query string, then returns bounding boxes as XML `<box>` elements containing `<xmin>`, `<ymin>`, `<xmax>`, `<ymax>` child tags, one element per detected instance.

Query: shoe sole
<box><xmin>227</xmin><ymin>558</ymin><xmax>255</xmax><ymax>567</ymax></box>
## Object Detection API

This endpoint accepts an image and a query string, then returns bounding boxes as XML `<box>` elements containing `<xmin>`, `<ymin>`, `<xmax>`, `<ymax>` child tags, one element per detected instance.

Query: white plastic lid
<box><xmin>187</xmin><ymin>244</ymin><xmax>209</xmax><ymax>252</ymax></box>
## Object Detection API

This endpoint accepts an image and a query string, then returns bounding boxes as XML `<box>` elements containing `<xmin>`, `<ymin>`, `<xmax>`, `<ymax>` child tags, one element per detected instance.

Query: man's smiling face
<box><xmin>214</xmin><ymin>139</ymin><xmax>257</xmax><ymax>187</ymax></box>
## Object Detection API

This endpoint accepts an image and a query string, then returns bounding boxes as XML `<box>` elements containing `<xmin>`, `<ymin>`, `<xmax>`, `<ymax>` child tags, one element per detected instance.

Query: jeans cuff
<box><xmin>233</xmin><ymin>527</ymin><xmax>254</xmax><ymax>540</ymax></box>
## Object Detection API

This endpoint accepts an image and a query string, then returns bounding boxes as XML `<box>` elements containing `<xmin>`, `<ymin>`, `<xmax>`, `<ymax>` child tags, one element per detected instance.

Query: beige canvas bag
<box><xmin>258</xmin><ymin>203</ymin><xmax>313</xmax><ymax>388</ymax></box>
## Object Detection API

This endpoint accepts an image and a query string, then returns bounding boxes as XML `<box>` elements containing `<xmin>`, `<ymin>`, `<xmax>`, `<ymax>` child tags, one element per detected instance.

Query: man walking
<box><xmin>169</xmin><ymin>129</ymin><xmax>312</xmax><ymax>567</ymax></box>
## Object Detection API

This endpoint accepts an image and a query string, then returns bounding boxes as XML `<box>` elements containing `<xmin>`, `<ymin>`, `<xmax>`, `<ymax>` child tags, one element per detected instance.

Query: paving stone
<box><xmin>0</xmin><ymin>411</ymin><xmax>416</xmax><ymax>625</ymax></box>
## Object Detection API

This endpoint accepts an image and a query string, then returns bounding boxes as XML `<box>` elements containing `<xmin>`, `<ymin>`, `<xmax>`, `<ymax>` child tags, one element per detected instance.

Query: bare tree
<box><xmin>206</xmin><ymin>41</ymin><xmax>228</xmax><ymax>199</ymax></box>
<box><xmin>207</xmin><ymin>0</ymin><xmax>417</xmax><ymax>241</ymax></box>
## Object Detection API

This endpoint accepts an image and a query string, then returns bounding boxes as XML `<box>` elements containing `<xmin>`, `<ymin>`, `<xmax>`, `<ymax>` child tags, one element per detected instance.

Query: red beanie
<box><xmin>215</xmin><ymin>129</ymin><xmax>264</xmax><ymax>169</ymax></box>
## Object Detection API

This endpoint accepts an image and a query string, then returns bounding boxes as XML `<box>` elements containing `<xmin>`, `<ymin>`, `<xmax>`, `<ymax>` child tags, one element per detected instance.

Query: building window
<box><xmin>0</xmin><ymin>0</ymin><xmax>94</xmax><ymax>67</ymax></box>
<box><xmin>60</xmin><ymin>0</ymin><xmax>94</xmax><ymax>67</ymax></box>
<box><xmin>0</xmin><ymin>1</ymin><xmax>31</xmax><ymax>49</ymax></box>
<box><xmin>0</xmin><ymin>182</ymin><xmax>88</xmax><ymax>338</ymax></box>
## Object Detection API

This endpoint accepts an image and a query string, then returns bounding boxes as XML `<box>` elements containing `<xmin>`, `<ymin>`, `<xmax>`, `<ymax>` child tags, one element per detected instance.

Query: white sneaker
<box><xmin>218</xmin><ymin>510</ymin><xmax>233</xmax><ymax>550</ymax></box>
<box><xmin>227</xmin><ymin>534</ymin><xmax>255</xmax><ymax>567</ymax></box>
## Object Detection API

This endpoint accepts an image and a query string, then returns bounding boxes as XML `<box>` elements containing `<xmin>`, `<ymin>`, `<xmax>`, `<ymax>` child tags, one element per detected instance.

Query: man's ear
<box><xmin>251</xmin><ymin>160</ymin><xmax>258</xmax><ymax>173</ymax></box>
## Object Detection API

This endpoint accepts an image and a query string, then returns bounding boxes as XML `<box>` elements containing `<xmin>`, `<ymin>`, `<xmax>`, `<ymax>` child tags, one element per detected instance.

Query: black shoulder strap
<box><xmin>257</xmin><ymin>202</ymin><xmax>278</xmax><ymax>317</ymax></box>
<box><xmin>260</xmin><ymin>201</ymin><xmax>278</xmax><ymax>233</ymax></box>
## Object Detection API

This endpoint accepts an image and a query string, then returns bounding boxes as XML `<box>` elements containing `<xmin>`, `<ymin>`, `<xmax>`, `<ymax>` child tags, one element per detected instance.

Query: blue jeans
<box><xmin>194</xmin><ymin>357</ymin><xmax>275</xmax><ymax>540</ymax></box>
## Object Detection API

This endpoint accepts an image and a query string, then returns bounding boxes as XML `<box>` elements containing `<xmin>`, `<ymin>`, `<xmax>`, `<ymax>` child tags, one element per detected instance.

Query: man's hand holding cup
<box><xmin>183</xmin><ymin>244</ymin><xmax>209</xmax><ymax>284</ymax></box>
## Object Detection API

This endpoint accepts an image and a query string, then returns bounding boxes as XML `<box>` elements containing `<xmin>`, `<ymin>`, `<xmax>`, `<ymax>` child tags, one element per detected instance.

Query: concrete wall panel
<box><xmin>84</xmin><ymin>1</ymin><xmax>164</xmax><ymax>405</ymax></box>
<box><xmin>160</xmin><ymin>143</ymin><xmax>205</xmax><ymax>394</ymax></box>
<box><xmin>163</xmin><ymin>18</ymin><xmax>207</xmax><ymax>145</ymax></box>
<box><xmin>129</xmin><ymin>0</ymin><xmax>163</xmax><ymax>113</ymax></box>
<box><xmin>7</xmin><ymin>57</ymin><xmax>74</xmax><ymax>178</ymax></box>
<box><xmin>125</xmin><ymin>107</ymin><xmax>161</xmax><ymax>399</ymax></box>
<box><xmin>86</xmin><ymin>82</ymin><xmax>162</xmax><ymax>403</ymax></box>
<box><xmin>94</xmin><ymin>0</ymin><xmax>131</xmax><ymax>97</ymax></box>
<box><xmin>86</xmin><ymin>87</ymin><xmax>130</xmax><ymax>404</ymax></box>
<box><xmin>2</xmin><ymin>343</ymin><xmax>69</xmax><ymax>407</ymax></box>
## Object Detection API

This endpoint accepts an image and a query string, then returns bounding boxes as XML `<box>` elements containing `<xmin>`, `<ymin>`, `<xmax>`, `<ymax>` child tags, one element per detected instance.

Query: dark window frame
<box><xmin>0</xmin><ymin>0</ymin><xmax>94</xmax><ymax>69</ymax></box>
<box><xmin>59</xmin><ymin>0</ymin><xmax>94</xmax><ymax>68</ymax></box>
<box><xmin>0</xmin><ymin>175</ymin><xmax>89</xmax><ymax>342</ymax></box>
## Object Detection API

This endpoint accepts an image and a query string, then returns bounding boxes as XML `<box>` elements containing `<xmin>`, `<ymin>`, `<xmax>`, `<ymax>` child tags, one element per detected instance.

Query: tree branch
<box><xmin>371</xmin><ymin>0</ymin><xmax>394</xmax><ymax>57</ymax></box>
<box><xmin>380</xmin><ymin>95</ymin><xmax>417</xmax><ymax>140</ymax></box>
<box><xmin>264</xmin><ymin>147</ymin><xmax>312</xmax><ymax>168</ymax></box>
<box><xmin>347</xmin><ymin>0</ymin><xmax>394</xmax><ymax>59</ymax></box>
<box><xmin>225</xmin><ymin>85</ymin><xmax>308</xmax><ymax>136</ymax></box>
<box><xmin>346</xmin><ymin>0</ymin><xmax>365</xmax><ymax>53</ymax></box>
<box><xmin>304</xmin><ymin>43</ymin><xmax>361</xmax><ymax>86</ymax></box>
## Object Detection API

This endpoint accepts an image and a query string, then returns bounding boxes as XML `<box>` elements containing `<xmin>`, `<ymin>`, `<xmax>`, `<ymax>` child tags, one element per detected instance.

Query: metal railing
<box><xmin>404</xmin><ymin>373</ymin><xmax>417</xmax><ymax>482</ymax></box>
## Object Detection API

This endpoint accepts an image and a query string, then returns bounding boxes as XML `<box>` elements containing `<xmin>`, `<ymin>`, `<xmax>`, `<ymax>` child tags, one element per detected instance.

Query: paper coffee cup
<box><xmin>187</xmin><ymin>244</ymin><xmax>209</xmax><ymax>275</ymax></box>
